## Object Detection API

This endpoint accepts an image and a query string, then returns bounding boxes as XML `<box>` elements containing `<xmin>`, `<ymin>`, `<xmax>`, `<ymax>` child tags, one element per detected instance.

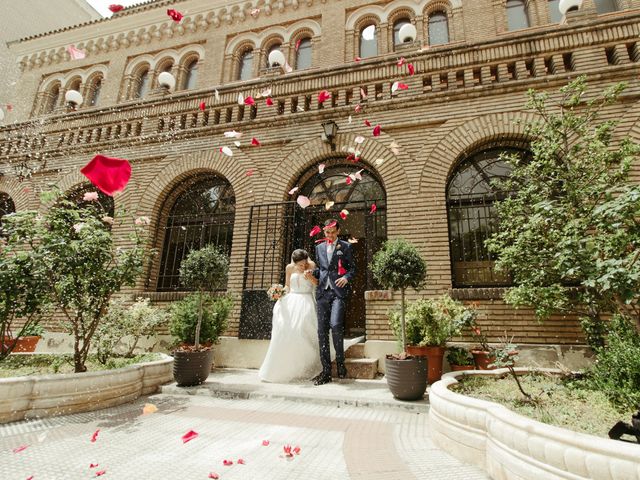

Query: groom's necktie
<box><xmin>325</xmin><ymin>241</ymin><xmax>335</xmax><ymax>290</ymax></box>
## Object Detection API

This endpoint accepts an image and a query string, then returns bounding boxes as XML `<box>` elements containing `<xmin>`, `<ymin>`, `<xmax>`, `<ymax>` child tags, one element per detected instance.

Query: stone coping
<box><xmin>429</xmin><ymin>368</ymin><xmax>640</xmax><ymax>480</ymax></box>
<box><xmin>0</xmin><ymin>353</ymin><xmax>173</xmax><ymax>424</ymax></box>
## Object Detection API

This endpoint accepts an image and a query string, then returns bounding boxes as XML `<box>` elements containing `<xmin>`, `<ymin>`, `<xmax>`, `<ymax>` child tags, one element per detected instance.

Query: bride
<box><xmin>258</xmin><ymin>249</ymin><xmax>323</xmax><ymax>383</ymax></box>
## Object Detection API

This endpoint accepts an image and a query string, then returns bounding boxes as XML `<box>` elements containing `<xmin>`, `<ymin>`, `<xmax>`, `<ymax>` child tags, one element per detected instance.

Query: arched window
<box><xmin>428</xmin><ymin>11</ymin><xmax>449</xmax><ymax>45</ymax></box>
<box><xmin>295</xmin><ymin>38</ymin><xmax>312</xmax><ymax>70</ymax></box>
<box><xmin>0</xmin><ymin>192</ymin><xmax>16</xmax><ymax>234</ymax></box>
<box><xmin>238</xmin><ymin>50</ymin><xmax>254</xmax><ymax>81</ymax></box>
<box><xmin>157</xmin><ymin>176</ymin><xmax>235</xmax><ymax>291</ymax></box>
<box><xmin>447</xmin><ymin>147</ymin><xmax>526</xmax><ymax>287</ymax></box>
<box><xmin>594</xmin><ymin>0</ymin><xmax>618</xmax><ymax>13</ymax></box>
<box><xmin>87</xmin><ymin>76</ymin><xmax>103</xmax><ymax>106</ymax></box>
<box><xmin>44</xmin><ymin>83</ymin><xmax>61</xmax><ymax>113</ymax></box>
<box><xmin>548</xmin><ymin>0</ymin><xmax>562</xmax><ymax>23</ymax></box>
<box><xmin>506</xmin><ymin>0</ymin><xmax>530</xmax><ymax>31</ymax></box>
<box><xmin>393</xmin><ymin>19</ymin><xmax>411</xmax><ymax>48</ymax></box>
<box><xmin>135</xmin><ymin>68</ymin><xmax>151</xmax><ymax>99</ymax></box>
<box><xmin>68</xmin><ymin>78</ymin><xmax>82</xmax><ymax>93</ymax></box>
<box><xmin>183</xmin><ymin>59</ymin><xmax>198</xmax><ymax>89</ymax></box>
<box><xmin>359</xmin><ymin>24</ymin><xmax>378</xmax><ymax>59</ymax></box>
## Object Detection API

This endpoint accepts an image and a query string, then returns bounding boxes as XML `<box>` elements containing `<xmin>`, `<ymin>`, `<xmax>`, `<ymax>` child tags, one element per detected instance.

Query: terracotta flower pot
<box><xmin>406</xmin><ymin>345</ymin><xmax>446</xmax><ymax>384</ymax></box>
<box><xmin>471</xmin><ymin>350</ymin><xmax>496</xmax><ymax>370</ymax></box>
<box><xmin>13</xmin><ymin>336</ymin><xmax>41</xmax><ymax>353</ymax></box>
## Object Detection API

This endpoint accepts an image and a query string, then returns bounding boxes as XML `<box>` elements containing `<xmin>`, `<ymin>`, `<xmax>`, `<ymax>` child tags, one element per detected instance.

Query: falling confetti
<box><xmin>67</xmin><ymin>45</ymin><xmax>86</xmax><ymax>60</ymax></box>
<box><xmin>81</xmin><ymin>155</ymin><xmax>131</xmax><ymax>196</ymax></box>
<box><xmin>296</xmin><ymin>195</ymin><xmax>311</xmax><ymax>209</ymax></box>
<box><xmin>181</xmin><ymin>430</ymin><xmax>199</xmax><ymax>444</ymax></box>
<box><xmin>167</xmin><ymin>9</ymin><xmax>183</xmax><ymax>22</ymax></box>
<box><xmin>283</xmin><ymin>445</ymin><xmax>293</xmax><ymax>457</ymax></box>
<box><xmin>318</xmin><ymin>90</ymin><xmax>331</xmax><ymax>105</ymax></box>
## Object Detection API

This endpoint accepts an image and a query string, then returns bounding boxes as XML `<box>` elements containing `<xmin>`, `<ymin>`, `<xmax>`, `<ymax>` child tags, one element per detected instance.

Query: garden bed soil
<box><xmin>450</xmin><ymin>372</ymin><xmax>634</xmax><ymax>438</ymax></box>
<box><xmin>0</xmin><ymin>353</ymin><xmax>162</xmax><ymax>377</ymax></box>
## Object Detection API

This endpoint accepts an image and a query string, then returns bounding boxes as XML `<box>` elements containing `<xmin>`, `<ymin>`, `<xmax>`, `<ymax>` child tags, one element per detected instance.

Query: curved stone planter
<box><xmin>0</xmin><ymin>354</ymin><xmax>173</xmax><ymax>424</ymax></box>
<box><xmin>429</xmin><ymin>369</ymin><xmax>640</xmax><ymax>480</ymax></box>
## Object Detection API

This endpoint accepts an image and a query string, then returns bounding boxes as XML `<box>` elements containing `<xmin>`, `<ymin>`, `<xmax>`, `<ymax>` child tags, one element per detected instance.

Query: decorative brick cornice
<box><xmin>15</xmin><ymin>0</ymin><xmax>324</xmax><ymax>72</ymax></box>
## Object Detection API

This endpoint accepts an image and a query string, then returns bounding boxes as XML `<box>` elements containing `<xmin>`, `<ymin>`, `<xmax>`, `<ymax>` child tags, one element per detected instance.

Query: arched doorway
<box><xmin>291</xmin><ymin>158</ymin><xmax>387</xmax><ymax>336</ymax></box>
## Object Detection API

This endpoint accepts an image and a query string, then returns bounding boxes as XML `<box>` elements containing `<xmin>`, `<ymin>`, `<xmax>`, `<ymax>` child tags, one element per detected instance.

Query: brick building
<box><xmin>1</xmin><ymin>0</ymin><xmax>639</xmax><ymax>369</ymax></box>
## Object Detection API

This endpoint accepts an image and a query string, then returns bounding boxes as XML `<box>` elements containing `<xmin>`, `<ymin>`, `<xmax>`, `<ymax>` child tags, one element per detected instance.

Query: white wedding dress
<box><xmin>259</xmin><ymin>272</ymin><xmax>323</xmax><ymax>383</ymax></box>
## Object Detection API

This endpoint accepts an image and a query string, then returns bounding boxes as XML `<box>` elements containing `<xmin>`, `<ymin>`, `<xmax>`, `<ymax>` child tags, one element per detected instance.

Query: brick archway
<box><xmin>0</xmin><ymin>176</ymin><xmax>36</xmax><ymax>211</ymax></box>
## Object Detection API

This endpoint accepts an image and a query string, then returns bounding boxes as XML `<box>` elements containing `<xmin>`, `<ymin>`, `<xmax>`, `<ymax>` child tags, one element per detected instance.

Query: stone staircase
<box><xmin>331</xmin><ymin>342</ymin><xmax>379</xmax><ymax>380</ymax></box>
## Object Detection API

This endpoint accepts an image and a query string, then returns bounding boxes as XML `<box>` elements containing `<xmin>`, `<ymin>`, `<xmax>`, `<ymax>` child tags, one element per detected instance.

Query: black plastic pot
<box><xmin>172</xmin><ymin>349</ymin><xmax>214</xmax><ymax>387</ymax></box>
<box><xmin>385</xmin><ymin>356</ymin><xmax>428</xmax><ymax>401</ymax></box>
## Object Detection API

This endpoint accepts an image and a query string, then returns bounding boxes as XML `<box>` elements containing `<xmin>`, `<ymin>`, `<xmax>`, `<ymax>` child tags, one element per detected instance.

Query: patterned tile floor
<box><xmin>0</xmin><ymin>393</ymin><xmax>488</xmax><ymax>480</ymax></box>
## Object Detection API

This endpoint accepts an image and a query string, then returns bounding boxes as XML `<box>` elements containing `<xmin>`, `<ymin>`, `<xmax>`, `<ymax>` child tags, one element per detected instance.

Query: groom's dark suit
<box><xmin>313</xmin><ymin>239</ymin><xmax>356</xmax><ymax>378</ymax></box>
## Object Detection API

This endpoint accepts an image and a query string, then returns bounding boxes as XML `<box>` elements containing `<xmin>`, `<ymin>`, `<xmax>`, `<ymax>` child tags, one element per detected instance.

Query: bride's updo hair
<box><xmin>291</xmin><ymin>249</ymin><xmax>309</xmax><ymax>263</ymax></box>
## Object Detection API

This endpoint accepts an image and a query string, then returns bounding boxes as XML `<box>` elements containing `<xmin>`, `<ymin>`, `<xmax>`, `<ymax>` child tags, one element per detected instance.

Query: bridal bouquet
<box><xmin>267</xmin><ymin>283</ymin><xmax>286</xmax><ymax>301</ymax></box>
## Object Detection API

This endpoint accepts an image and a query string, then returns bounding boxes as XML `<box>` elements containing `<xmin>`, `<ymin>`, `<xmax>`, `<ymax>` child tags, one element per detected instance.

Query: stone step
<box><xmin>345</xmin><ymin>342</ymin><xmax>365</xmax><ymax>359</ymax></box>
<box><xmin>331</xmin><ymin>357</ymin><xmax>379</xmax><ymax>380</ymax></box>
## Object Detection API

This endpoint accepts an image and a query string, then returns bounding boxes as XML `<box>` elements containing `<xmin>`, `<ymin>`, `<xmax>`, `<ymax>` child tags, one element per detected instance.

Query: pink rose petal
<box><xmin>244</xmin><ymin>96</ymin><xmax>255</xmax><ymax>105</ymax></box>
<box><xmin>370</xmin><ymin>203</ymin><xmax>377</xmax><ymax>214</ymax></box>
<box><xmin>13</xmin><ymin>445</ymin><xmax>28</xmax><ymax>454</ymax></box>
<box><xmin>262</xmin><ymin>440</ymin><xmax>270</xmax><ymax>446</ymax></box>
<box><xmin>223</xmin><ymin>459</ymin><xmax>233</xmax><ymax>466</ymax></box>
<box><xmin>318</xmin><ymin>163</ymin><xmax>325</xmax><ymax>174</ymax></box>
<box><xmin>90</xmin><ymin>430</ymin><xmax>100</xmax><ymax>443</ymax></box>
<box><xmin>296</xmin><ymin>195</ymin><xmax>311</xmax><ymax>209</ymax></box>
<box><xmin>309</xmin><ymin>225</ymin><xmax>321</xmax><ymax>237</ymax></box>
<box><xmin>288</xmin><ymin>187</ymin><xmax>299</xmax><ymax>195</ymax></box>
<box><xmin>318</xmin><ymin>90</ymin><xmax>331</xmax><ymax>104</ymax></box>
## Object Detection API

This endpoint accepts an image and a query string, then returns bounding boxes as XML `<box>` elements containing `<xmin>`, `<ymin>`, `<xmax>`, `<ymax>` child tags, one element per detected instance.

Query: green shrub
<box><xmin>447</xmin><ymin>346</ymin><xmax>473</xmax><ymax>366</ymax></box>
<box><xmin>94</xmin><ymin>298</ymin><xmax>169</xmax><ymax>364</ymax></box>
<box><xmin>584</xmin><ymin>315</ymin><xmax>640</xmax><ymax>410</ymax></box>
<box><xmin>169</xmin><ymin>293</ymin><xmax>233</xmax><ymax>346</ymax></box>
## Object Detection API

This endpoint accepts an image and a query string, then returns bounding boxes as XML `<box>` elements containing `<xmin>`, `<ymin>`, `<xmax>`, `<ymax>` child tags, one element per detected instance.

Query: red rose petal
<box><xmin>295</xmin><ymin>38</ymin><xmax>302</xmax><ymax>51</ymax></box>
<box><xmin>354</xmin><ymin>56</ymin><xmax>362</xmax><ymax>62</ymax></box>
<box><xmin>408</xmin><ymin>63</ymin><xmax>415</xmax><ymax>76</ymax></box>
<box><xmin>293</xmin><ymin>446</ymin><xmax>301</xmax><ymax>455</ymax></box>
<box><xmin>309</xmin><ymin>225</ymin><xmax>321</xmax><ymax>237</ymax></box>
<box><xmin>27</xmin><ymin>477</ymin><xmax>34</xmax><ymax>480</ymax></box>
<box><xmin>266</xmin><ymin>97</ymin><xmax>274</xmax><ymax>106</ymax></box>
<box><xmin>354</xmin><ymin>105</ymin><xmax>361</xmax><ymax>113</ymax></box>
<box><xmin>370</xmin><ymin>203</ymin><xmax>377</xmax><ymax>214</ymax></box>
<box><xmin>90</xmin><ymin>430</ymin><xmax>100</xmax><ymax>443</ymax></box>
<box><xmin>397</xmin><ymin>57</ymin><xmax>405</xmax><ymax>67</ymax></box>
<box><xmin>318</xmin><ymin>90</ymin><xmax>331</xmax><ymax>104</ymax></box>
<box><xmin>81</xmin><ymin>155</ymin><xmax>131</xmax><ymax>196</ymax></box>
<box><xmin>181</xmin><ymin>430</ymin><xmax>199</xmax><ymax>444</ymax></box>
<box><xmin>90</xmin><ymin>463</ymin><xmax>99</xmax><ymax>469</ymax></box>
<box><xmin>364</xmin><ymin>120</ymin><xmax>371</xmax><ymax>127</ymax></box>
<box><xmin>208</xmin><ymin>474</ymin><xmax>219</xmax><ymax>479</ymax></box>
<box><xmin>346</xmin><ymin>177</ymin><xmax>352</xmax><ymax>185</ymax></box>
<box><xmin>108</xmin><ymin>4</ymin><xmax>124</xmax><ymax>13</ymax></box>
<box><xmin>237</xmin><ymin>458</ymin><xmax>245</xmax><ymax>465</ymax></box>
<box><xmin>262</xmin><ymin>440</ymin><xmax>270</xmax><ymax>446</ymax></box>
<box><xmin>244</xmin><ymin>96</ymin><xmax>255</xmax><ymax>105</ymax></box>
<box><xmin>251</xmin><ymin>137</ymin><xmax>260</xmax><ymax>146</ymax></box>
<box><xmin>245</xmin><ymin>169</ymin><xmax>254</xmax><ymax>177</ymax></box>
<box><xmin>283</xmin><ymin>445</ymin><xmax>293</xmax><ymax>457</ymax></box>
<box><xmin>223</xmin><ymin>459</ymin><xmax>233</xmax><ymax>466</ymax></box>
<box><xmin>324</xmin><ymin>220</ymin><xmax>338</xmax><ymax>230</ymax></box>
<box><xmin>13</xmin><ymin>445</ymin><xmax>28</xmax><ymax>453</ymax></box>
<box><xmin>199</xmin><ymin>102</ymin><xmax>206</xmax><ymax>111</ymax></box>
<box><xmin>372</xmin><ymin>125</ymin><xmax>381</xmax><ymax>137</ymax></box>
<box><xmin>95</xmin><ymin>471</ymin><xmax>106</xmax><ymax>477</ymax></box>
<box><xmin>167</xmin><ymin>9</ymin><xmax>183</xmax><ymax>22</ymax></box>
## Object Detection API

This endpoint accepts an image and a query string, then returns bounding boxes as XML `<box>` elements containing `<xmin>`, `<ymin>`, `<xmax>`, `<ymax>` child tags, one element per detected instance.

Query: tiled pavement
<box><xmin>0</xmin><ymin>372</ymin><xmax>489</xmax><ymax>480</ymax></box>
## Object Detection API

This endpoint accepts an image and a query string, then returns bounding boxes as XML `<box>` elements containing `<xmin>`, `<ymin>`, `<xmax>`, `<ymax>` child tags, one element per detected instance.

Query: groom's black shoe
<box><xmin>313</xmin><ymin>373</ymin><xmax>332</xmax><ymax>385</ymax></box>
<box><xmin>337</xmin><ymin>363</ymin><xmax>348</xmax><ymax>379</ymax></box>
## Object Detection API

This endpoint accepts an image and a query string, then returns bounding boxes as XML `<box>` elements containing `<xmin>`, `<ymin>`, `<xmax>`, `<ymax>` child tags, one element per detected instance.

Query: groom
<box><xmin>310</xmin><ymin>219</ymin><xmax>356</xmax><ymax>385</ymax></box>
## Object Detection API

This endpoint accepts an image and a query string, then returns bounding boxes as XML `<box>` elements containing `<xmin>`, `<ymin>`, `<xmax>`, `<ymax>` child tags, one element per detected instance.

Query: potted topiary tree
<box><xmin>170</xmin><ymin>245</ymin><xmax>232</xmax><ymax>387</ymax></box>
<box><xmin>370</xmin><ymin>238</ymin><xmax>428</xmax><ymax>401</ymax></box>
